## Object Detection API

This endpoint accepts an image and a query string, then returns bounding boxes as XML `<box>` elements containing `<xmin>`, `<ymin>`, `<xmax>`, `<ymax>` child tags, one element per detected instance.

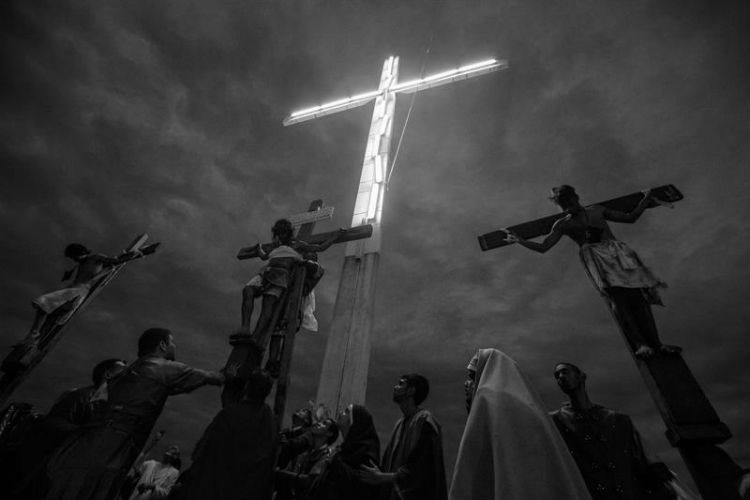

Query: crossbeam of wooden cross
<box><xmin>236</xmin><ymin>224</ymin><xmax>373</xmax><ymax>260</ymax></box>
<box><xmin>477</xmin><ymin>184</ymin><xmax>683</xmax><ymax>251</ymax></box>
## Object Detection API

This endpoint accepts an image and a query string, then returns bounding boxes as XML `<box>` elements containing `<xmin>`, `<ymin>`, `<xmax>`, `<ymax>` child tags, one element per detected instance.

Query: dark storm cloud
<box><xmin>1</xmin><ymin>0</ymin><xmax>747</xmax><ymax>490</ymax></box>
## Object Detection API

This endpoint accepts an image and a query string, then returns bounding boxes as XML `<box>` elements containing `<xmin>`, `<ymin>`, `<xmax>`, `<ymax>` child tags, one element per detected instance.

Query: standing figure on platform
<box><xmin>127</xmin><ymin>444</ymin><xmax>181</xmax><ymax>500</ymax></box>
<box><xmin>360</xmin><ymin>374</ymin><xmax>447</xmax><ymax>500</ymax></box>
<box><xmin>551</xmin><ymin>362</ymin><xmax>684</xmax><ymax>500</ymax></box>
<box><xmin>505</xmin><ymin>185</ymin><xmax>680</xmax><ymax>358</ymax></box>
<box><xmin>172</xmin><ymin>370</ymin><xmax>276</xmax><ymax>500</ymax></box>
<box><xmin>450</xmin><ymin>349</ymin><xmax>590</xmax><ymax>500</ymax></box>
<box><xmin>45</xmin><ymin>328</ymin><xmax>225</xmax><ymax>500</ymax></box>
<box><xmin>2</xmin><ymin>243</ymin><xmax>143</xmax><ymax>373</ymax></box>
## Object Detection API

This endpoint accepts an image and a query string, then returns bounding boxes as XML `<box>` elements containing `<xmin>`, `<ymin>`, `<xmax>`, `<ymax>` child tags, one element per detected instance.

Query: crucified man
<box><xmin>505</xmin><ymin>185</ymin><xmax>681</xmax><ymax>359</ymax></box>
<box><xmin>2</xmin><ymin>243</ymin><xmax>145</xmax><ymax>373</ymax></box>
<box><xmin>241</xmin><ymin>219</ymin><xmax>343</xmax><ymax>353</ymax></box>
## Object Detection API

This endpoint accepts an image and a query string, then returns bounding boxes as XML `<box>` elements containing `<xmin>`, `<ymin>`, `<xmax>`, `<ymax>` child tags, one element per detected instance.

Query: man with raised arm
<box><xmin>506</xmin><ymin>185</ymin><xmax>680</xmax><ymax>358</ymax></box>
<box><xmin>45</xmin><ymin>328</ymin><xmax>225</xmax><ymax>500</ymax></box>
<box><xmin>359</xmin><ymin>374</ymin><xmax>447</xmax><ymax>500</ymax></box>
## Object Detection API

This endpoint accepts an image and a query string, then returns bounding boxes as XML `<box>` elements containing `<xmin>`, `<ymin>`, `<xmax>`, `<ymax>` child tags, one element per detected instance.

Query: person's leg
<box><xmin>29</xmin><ymin>308</ymin><xmax>47</xmax><ymax>339</ymax></box>
<box><xmin>1</xmin><ymin>308</ymin><xmax>49</xmax><ymax>372</ymax></box>
<box><xmin>627</xmin><ymin>288</ymin><xmax>681</xmax><ymax>355</ymax></box>
<box><xmin>265</xmin><ymin>333</ymin><xmax>285</xmax><ymax>378</ymax></box>
<box><xmin>605</xmin><ymin>287</ymin><xmax>655</xmax><ymax>358</ymax></box>
<box><xmin>241</xmin><ymin>285</ymin><xmax>261</xmax><ymax>331</ymax></box>
<box><xmin>252</xmin><ymin>294</ymin><xmax>279</xmax><ymax>351</ymax></box>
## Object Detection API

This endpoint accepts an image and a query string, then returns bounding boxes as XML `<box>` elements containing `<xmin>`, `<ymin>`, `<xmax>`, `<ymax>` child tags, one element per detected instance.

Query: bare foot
<box><xmin>634</xmin><ymin>345</ymin><xmax>655</xmax><ymax>359</ymax></box>
<box><xmin>659</xmin><ymin>344</ymin><xmax>682</xmax><ymax>355</ymax></box>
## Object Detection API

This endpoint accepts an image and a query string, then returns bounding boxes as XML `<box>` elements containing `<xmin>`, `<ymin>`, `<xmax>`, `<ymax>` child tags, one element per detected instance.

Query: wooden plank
<box><xmin>295</xmin><ymin>200</ymin><xmax>324</xmax><ymax>241</ymax></box>
<box><xmin>478</xmin><ymin>184</ymin><xmax>684</xmax><ymax>251</ymax></box>
<box><xmin>273</xmin><ymin>265</ymin><xmax>308</xmax><ymax>426</ymax></box>
<box><xmin>288</xmin><ymin>206</ymin><xmax>334</xmax><ymax>228</ymax></box>
<box><xmin>237</xmin><ymin>224</ymin><xmax>373</xmax><ymax>260</ymax></box>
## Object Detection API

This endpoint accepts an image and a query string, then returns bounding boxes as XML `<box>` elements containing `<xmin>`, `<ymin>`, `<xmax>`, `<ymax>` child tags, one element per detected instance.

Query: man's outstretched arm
<box><xmin>506</xmin><ymin>220</ymin><xmax>564</xmax><ymax>253</ymax></box>
<box><xmin>298</xmin><ymin>228</ymin><xmax>346</xmax><ymax>253</ymax></box>
<box><xmin>604</xmin><ymin>190</ymin><xmax>653</xmax><ymax>223</ymax></box>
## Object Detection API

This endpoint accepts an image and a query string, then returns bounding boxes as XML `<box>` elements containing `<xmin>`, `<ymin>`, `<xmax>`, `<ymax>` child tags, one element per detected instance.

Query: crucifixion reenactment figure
<box><xmin>505</xmin><ymin>185</ymin><xmax>680</xmax><ymax>359</ymax></box>
<box><xmin>2</xmin><ymin>241</ymin><xmax>157</xmax><ymax>374</ymax></box>
<box><xmin>241</xmin><ymin>218</ymin><xmax>342</xmax><ymax>354</ymax></box>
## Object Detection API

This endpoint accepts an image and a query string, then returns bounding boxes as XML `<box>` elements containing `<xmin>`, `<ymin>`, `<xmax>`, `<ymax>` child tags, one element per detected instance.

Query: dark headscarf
<box><xmin>310</xmin><ymin>405</ymin><xmax>380</xmax><ymax>500</ymax></box>
<box><xmin>340</xmin><ymin>405</ymin><xmax>380</xmax><ymax>467</ymax></box>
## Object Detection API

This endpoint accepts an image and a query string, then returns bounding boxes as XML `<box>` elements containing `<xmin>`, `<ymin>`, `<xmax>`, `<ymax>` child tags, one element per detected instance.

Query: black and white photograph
<box><xmin>0</xmin><ymin>1</ymin><xmax>747</xmax><ymax>499</ymax></box>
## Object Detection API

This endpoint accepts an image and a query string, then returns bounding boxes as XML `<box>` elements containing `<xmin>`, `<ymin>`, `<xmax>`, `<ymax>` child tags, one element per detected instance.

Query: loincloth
<box><xmin>580</xmin><ymin>239</ymin><xmax>666</xmax><ymax>305</ymax></box>
<box><xmin>32</xmin><ymin>284</ymin><xmax>91</xmax><ymax>322</ymax></box>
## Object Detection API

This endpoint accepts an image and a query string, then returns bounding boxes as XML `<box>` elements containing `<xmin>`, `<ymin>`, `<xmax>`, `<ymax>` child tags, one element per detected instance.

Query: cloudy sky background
<box><xmin>2</xmin><ymin>0</ymin><xmax>747</xmax><ymax>490</ymax></box>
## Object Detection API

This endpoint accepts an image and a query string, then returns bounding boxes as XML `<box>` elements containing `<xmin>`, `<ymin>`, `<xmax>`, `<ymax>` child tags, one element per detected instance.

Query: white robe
<box><xmin>449</xmin><ymin>348</ymin><xmax>591</xmax><ymax>500</ymax></box>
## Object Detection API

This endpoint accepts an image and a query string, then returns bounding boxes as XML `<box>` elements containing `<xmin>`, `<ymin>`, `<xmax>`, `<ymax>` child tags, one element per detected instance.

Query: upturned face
<box><xmin>292</xmin><ymin>409</ymin><xmax>311</xmax><ymax>428</ymax></box>
<box><xmin>554</xmin><ymin>364</ymin><xmax>583</xmax><ymax>394</ymax></box>
<box><xmin>392</xmin><ymin>377</ymin><xmax>412</xmax><ymax>403</ymax></box>
<box><xmin>336</xmin><ymin>405</ymin><xmax>352</xmax><ymax>438</ymax></box>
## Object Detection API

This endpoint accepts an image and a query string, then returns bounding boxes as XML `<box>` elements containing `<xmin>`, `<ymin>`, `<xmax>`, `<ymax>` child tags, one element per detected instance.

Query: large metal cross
<box><xmin>283</xmin><ymin>56</ymin><xmax>508</xmax><ymax>413</ymax></box>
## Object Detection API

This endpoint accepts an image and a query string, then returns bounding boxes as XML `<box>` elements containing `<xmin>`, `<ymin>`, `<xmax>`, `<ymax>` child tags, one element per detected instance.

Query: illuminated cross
<box><xmin>284</xmin><ymin>56</ymin><xmax>508</xmax><ymax>412</ymax></box>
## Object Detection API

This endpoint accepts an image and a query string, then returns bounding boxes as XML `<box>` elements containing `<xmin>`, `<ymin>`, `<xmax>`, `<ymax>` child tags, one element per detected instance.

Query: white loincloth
<box><xmin>32</xmin><ymin>284</ymin><xmax>91</xmax><ymax>324</ymax></box>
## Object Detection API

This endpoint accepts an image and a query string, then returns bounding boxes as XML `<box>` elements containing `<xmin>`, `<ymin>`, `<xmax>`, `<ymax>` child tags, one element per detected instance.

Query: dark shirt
<box><xmin>381</xmin><ymin>409</ymin><xmax>447</xmax><ymax>500</ymax></box>
<box><xmin>551</xmin><ymin>404</ymin><xmax>656</xmax><ymax>500</ymax></box>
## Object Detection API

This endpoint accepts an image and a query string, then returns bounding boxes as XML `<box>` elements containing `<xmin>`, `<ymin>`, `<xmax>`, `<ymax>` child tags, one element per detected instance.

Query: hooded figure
<box><xmin>449</xmin><ymin>348</ymin><xmax>591</xmax><ymax>500</ymax></box>
<box><xmin>312</xmin><ymin>404</ymin><xmax>380</xmax><ymax>500</ymax></box>
<box><xmin>171</xmin><ymin>371</ymin><xmax>276</xmax><ymax>500</ymax></box>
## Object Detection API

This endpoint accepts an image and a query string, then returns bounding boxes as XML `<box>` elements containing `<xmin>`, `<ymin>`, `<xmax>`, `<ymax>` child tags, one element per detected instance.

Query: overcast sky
<box><xmin>1</xmin><ymin>0</ymin><xmax>747</xmax><ymax>490</ymax></box>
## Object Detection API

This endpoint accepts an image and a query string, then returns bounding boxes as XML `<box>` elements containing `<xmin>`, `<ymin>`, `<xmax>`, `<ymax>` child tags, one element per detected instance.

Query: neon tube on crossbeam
<box><xmin>392</xmin><ymin>58</ymin><xmax>508</xmax><ymax>94</ymax></box>
<box><xmin>283</xmin><ymin>90</ymin><xmax>382</xmax><ymax>126</ymax></box>
<box><xmin>282</xmin><ymin>58</ymin><xmax>507</xmax><ymax>126</ymax></box>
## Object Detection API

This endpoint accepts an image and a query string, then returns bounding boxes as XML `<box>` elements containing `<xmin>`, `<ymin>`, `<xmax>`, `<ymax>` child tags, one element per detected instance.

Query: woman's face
<box><xmin>337</xmin><ymin>405</ymin><xmax>352</xmax><ymax>438</ymax></box>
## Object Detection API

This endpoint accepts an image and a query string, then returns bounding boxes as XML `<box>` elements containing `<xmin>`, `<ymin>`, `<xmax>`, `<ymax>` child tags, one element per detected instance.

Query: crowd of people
<box><xmin>1</xmin><ymin>184</ymin><xmax>741</xmax><ymax>499</ymax></box>
<box><xmin>0</xmin><ymin>325</ymin><xmax>698</xmax><ymax>500</ymax></box>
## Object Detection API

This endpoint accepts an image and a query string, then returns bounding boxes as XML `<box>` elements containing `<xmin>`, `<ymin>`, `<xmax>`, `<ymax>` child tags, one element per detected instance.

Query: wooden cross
<box><xmin>478</xmin><ymin>184</ymin><xmax>683</xmax><ymax>251</ymax></box>
<box><xmin>223</xmin><ymin>200</ymin><xmax>372</xmax><ymax>425</ymax></box>
<box><xmin>478</xmin><ymin>184</ymin><xmax>743</xmax><ymax>499</ymax></box>
<box><xmin>0</xmin><ymin>234</ymin><xmax>160</xmax><ymax>407</ymax></box>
